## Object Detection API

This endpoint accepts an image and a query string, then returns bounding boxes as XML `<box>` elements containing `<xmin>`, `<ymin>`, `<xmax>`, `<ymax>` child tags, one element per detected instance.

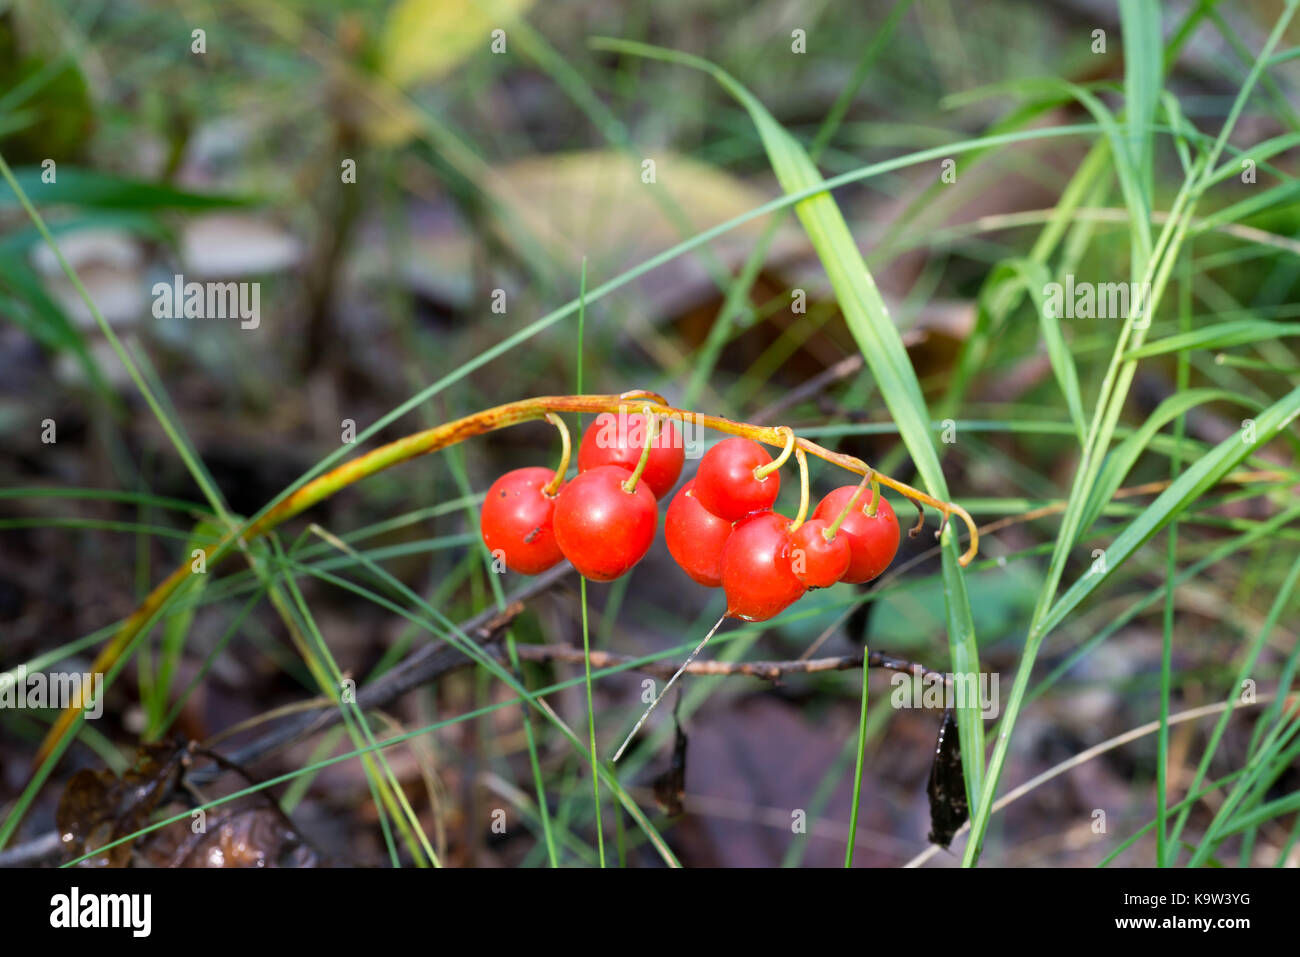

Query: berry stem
<box><xmin>789</xmin><ymin>448</ymin><xmax>810</xmax><ymax>531</ymax></box>
<box><xmin>753</xmin><ymin>425</ymin><xmax>794</xmax><ymax>480</ymax></box>
<box><xmin>907</xmin><ymin>498</ymin><xmax>926</xmax><ymax>537</ymax></box>
<box><xmin>543</xmin><ymin>412</ymin><xmax>571</xmax><ymax>496</ymax></box>
<box><xmin>864</xmin><ymin>475</ymin><xmax>882</xmax><ymax>518</ymax></box>
<box><xmin>620</xmin><ymin>405</ymin><xmax>659</xmax><ymax>494</ymax></box>
<box><xmin>827</xmin><ymin>469</ymin><xmax>872</xmax><ymax>539</ymax></box>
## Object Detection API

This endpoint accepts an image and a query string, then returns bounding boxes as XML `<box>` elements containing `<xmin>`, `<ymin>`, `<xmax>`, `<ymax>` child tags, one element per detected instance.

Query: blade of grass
<box><xmin>1120</xmin><ymin>0</ymin><xmax>1162</xmax><ymax>220</ymax></box>
<box><xmin>571</xmin><ymin>261</ymin><xmax>604</xmax><ymax>865</ymax></box>
<box><xmin>580</xmin><ymin>577</ymin><xmax>605</xmax><ymax>866</ymax></box>
<box><xmin>591</xmin><ymin>37</ymin><xmax>987</xmax><ymax>821</ymax></box>
<box><xmin>1079</xmin><ymin>388</ymin><xmax>1262</xmax><ymax>535</ymax></box>
<box><xmin>967</xmin><ymin>0</ymin><xmax>1299</xmax><ymax>862</ymax></box>
<box><xmin>259</xmin><ymin>536</ymin><xmax>408</xmax><ymax>866</ymax></box>
<box><xmin>268</xmin><ymin>528</ymin><xmax>680</xmax><ymax>866</ymax></box>
<box><xmin>287</xmin><ymin>531</ymin><xmax>442</xmax><ymax>866</ymax></box>
<box><xmin>844</xmin><ymin>646</ymin><xmax>870</xmax><ymax>867</ymax></box>
<box><xmin>1156</xmin><ymin>249</ymin><xmax>1193</xmax><ymax>864</ymax></box>
<box><xmin>683</xmin><ymin>0</ymin><xmax>915</xmax><ymax>408</ymax></box>
<box><xmin>1124</xmin><ymin>319</ymin><xmax>1300</xmax><ymax>359</ymax></box>
<box><xmin>1177</xmin><ymin>550</ymin><xmax>1300</xmax><ymax>863</ymax></box>
<box><xmin>1042</xmin><ymin>385</ymin><xmax>1300</xmax><ymax>638</ymax></box>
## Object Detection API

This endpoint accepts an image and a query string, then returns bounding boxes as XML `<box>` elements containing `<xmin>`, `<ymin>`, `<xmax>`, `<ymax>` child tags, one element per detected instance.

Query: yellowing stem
<box><xmin>543</xmin><ymin>413</ymin><xmax>571</xmax><ymax>496</ymax></box>
<box><xmin>789</xmin><ymin>448</ymin><xmax>811</xmax><ymax>531</ymax></box>
<box><xmin>29</xmin><ymin>392</ymin><xmax>980</xmax><ymax>793</ymax></box>
<box><xmin>754</xmin><ymin>425</ymin><xmax>795</xmax><ymax>480</ymax></box>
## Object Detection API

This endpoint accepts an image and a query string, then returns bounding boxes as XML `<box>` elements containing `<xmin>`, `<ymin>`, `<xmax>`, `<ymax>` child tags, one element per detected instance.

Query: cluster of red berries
<box><xmin>666</xmin><ymin>438</ymin><xmax>900</xmax><ymax>620</ymax></box>
<box><xmin>479</xmin><ymin>411</ymin><xmax>901</xmax><ymax>623</ymax></box>
<box><xmin>480</xmin><ymin>411</ymin><xmax>682</xmax><ymax>582</ymax></box>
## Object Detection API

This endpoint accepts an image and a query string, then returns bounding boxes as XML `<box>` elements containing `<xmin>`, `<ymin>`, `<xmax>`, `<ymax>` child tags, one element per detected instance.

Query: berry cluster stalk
<box><xmin>29</xmin><ymin>391</ymin><xmax>980</xmax><ymax>789</ymax></box>
<box><xmin>620</xmin><ymin>405</ymin><xmax>659</xmax><ymax>494</ymax></box>
<box><xmin>542</xmin><ymin>413</ymin><xmax>571</xmax><ymax>496</ymax></box>
<box><xmin>788</xmin><ymin>448</ymin><xmax>811</xmax><ymax>530</ymax></box>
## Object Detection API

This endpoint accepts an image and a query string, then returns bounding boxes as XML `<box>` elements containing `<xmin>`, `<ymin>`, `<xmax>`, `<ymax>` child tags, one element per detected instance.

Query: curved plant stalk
<box><xmin>30</xmin><ymin>392</ymin><xmax>979</xmax><ymax>785</ymax></box>
<box><xmin>788</xmin><ymin>449</ymin><xmax>811</xmax><ymax>530</ymax></box>
<box><xmin>619</xmin><ymin>404</ymin><xmax>659</xmax><ymax>494</ymax></box>
<box><xmin>541</xmin><ymin>413</ymin><xmax>571</xmax><ymax>496</ymax></box>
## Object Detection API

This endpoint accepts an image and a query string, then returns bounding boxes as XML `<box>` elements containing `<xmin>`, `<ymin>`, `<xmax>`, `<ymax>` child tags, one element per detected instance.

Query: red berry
<box><xmin>720</xmin><ymin>511</ymin><xmax>805</xmax><ymax>622</ymax></box>
<box><xmin>664</xmin><ymin>480</ymin><xmax>733</xmax><ymax>587</ymax></box>
<box><xmin>789</xmin><ymin>519</ymin><xmax>852</xmax><ymax>588</ymax></box>
<box><xmin>811</xmin><ymin>487</ymin><xmax>900</xmax><ymax>584</ymax></box>
<box><xmin>553</xmin><ymin>465</ymin><xmax>658</xmax><ymax>581</ymax></box>
<box><xmin>480</xmin><ymin>467</ymin><xmax>565</xmax><ymax>575</ymax></box>
<box><xmin>693</xmin><ymin>437</ymin><xmax>779</xmax><ymax>521</ymax></box>
<box><xmin>577</xmin><ymin>411</ymin><xmax>684</xmax><ymax>501</ymax></box>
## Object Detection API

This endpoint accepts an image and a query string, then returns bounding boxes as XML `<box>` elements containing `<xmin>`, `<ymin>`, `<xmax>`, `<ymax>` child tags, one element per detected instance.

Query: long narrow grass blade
<box><xmin>588</xmin><ymin>38</ymin><xmax>987</xmax><ymax>817</ymax></box>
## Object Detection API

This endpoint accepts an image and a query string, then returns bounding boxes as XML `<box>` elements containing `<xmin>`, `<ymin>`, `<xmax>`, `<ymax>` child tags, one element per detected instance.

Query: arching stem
<box><xmin>789</xmin><ymin>449</ymin><xmax>810</xmax><ymax>531</ymax></box>
<box><xmin>543</xmin><ymin>413</ymin><xmax>571</xmax><ymax>496</ymax></box>
<box><xmin>753</xmin><ymin>425</ymin><xmax>794</xmax><ymax>481</ymax></box>
<box><xmin>621</xmin><ymin>405</ymin><xmax>659</xmax><ymax>494</ymax></box>
<box><xmin>29</xmin><ymin>391</ymin><xmax>981</xmax><ymax>787</ymax></box>
<box><xmin>864</xmin><ymin>475</ymin><xmax>882</xmax><ymax>518</ymax></box>
<box><xmin>827</xmin><ymin>469</ymin><xmax>872</xmax><ymax>539</ymax></box>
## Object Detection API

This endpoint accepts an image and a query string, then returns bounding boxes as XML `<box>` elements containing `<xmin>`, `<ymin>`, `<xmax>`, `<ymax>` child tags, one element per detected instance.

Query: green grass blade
<box><xmin>1124</xmin><ymin>319</ymin><xmax>1300</xmax><ymax>359</ymax></box>
<box><xmin>1042</xmin><ymin>385</ymin><xmax>1300</xmax><ymax>636</ymax></box>
<box><xmin>1008</xmin><ymin>258</ymin><xmax>1087</xmax><ymax>445</ymax></box>
<box><xmin>844</xmin><ymin>649</ymin><xmax>870</xmax><ymax>867</ymax></box>
<box><xmin>1120</xmin><ymin>0</ymin><xmax>1163</xmax><ymax>212</ymax></box>
<box><xmin>590</xmin><ymin>37</ymin><xmax>985</xmax><ymax>817</ymax></box>
<box><xmin>1205</xmin><ymin>130</ymin><xmax>1300</xmax><ymax>186</ymax></box>
<box><xmin>144</xmin><ymin>518</ymin><xmax>220</xmax><ymax>739</ymax></box>
<box><xmin>1079</xmin><ymin>388</ymin><xmax>1261</xmax><ymax>534</ymax></box>
<box><xmin>0</xmin><ymin>166</ymin><xmax>250</xmax><ymax>210</ymax></box>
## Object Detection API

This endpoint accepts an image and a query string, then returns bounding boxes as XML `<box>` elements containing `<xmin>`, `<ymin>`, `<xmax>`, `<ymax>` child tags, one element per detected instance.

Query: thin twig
<box><xmin>509</xmin><ymin>642</ymin><xmax>948</xmax><ymax>683</ymax></box>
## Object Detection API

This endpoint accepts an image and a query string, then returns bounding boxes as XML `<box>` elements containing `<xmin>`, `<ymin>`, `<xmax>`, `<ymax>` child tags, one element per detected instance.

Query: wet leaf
<box><xmin>926</xmin><ymin>709</ymin><xmax>968</xmax><ymax>848</ymax></box>
<box><xmin>56</xmin><ymin>742</ymin><xmax>188</xmax><ymax>867</ymax></box>
<box><xmin>143</xmin><ymin>807</ymin><xmax>320</xmax><ymax>868</ymax></box>
<box><xmin>57</xmin><ymin>742</ymin><xmax>321</xmax><ymax>867</ymax></box>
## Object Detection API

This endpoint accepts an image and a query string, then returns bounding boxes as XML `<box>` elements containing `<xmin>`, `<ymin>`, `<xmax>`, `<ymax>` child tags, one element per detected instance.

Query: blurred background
<box><xmin>2</xmin><ymin>0</ymin><xmax>1299</xmax><ymax>867</ymax></box>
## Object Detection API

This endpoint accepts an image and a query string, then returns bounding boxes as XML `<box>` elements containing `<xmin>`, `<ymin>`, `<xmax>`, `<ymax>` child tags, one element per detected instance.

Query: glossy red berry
<box><xmin>693</xmin><ymin>437</ymin><xmax>779</xmax><ymax>521</ymax></box>
<box><xmin>664</xmin><ymin>480</ymin><xmax>733</xmax><ymax>587</ymax></box>
<box><xmin>480</xmin><ymin>467</ymin><xmax>565</xmax><ymax>575</ymax></box>
<box><xmin>789</xmin><ymin>519</ymin><xmax>852</xmax><ymax>588</ymax></box>
<box><xmin>720</xmin><ymin>511</ymin><xmax>806</xmax><ymax>621</ymax></box>
<box><xmin>811</xmin><ymin>487</ymin><xmax>900</xmax><ymax>584</ymax></box>
<box><xmin>553</xmin><ymin>465</ymin><xmax>658</xmax><ymax>581</ymax></box>
<box><xmin>577</xmin><ymin>411</ymin><xmax>684</xmax><ymax>501</ymax></box>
